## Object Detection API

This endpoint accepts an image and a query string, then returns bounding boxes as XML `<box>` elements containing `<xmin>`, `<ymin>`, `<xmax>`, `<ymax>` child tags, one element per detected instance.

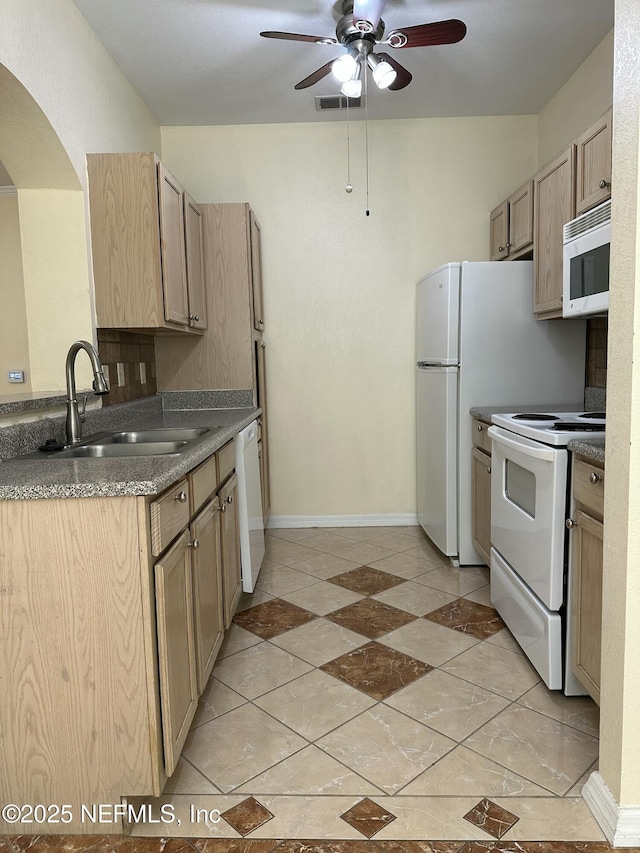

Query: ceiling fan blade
<box><xmin>352</xmin><ymin>0</ymin><xmax>385</xmax><ymax>32</ymax></box>
<box><xmin>260</xmin><ymin>30</ymin><xmax>337</xmax><ymax>45</ymax></box>
<box><xmin>385</xmin><ymin>19</ymin><xmax>467</xmax><ymax>49</ymax></box>
<box><xmin>294</xmin><ymin>59</ymin><xmax>337</xmax><ymax>89</ymax></box>
<box><xmin>376</xmin><ymin>52</ymin><xmax>412</xmax><ymax>90</ymax></box>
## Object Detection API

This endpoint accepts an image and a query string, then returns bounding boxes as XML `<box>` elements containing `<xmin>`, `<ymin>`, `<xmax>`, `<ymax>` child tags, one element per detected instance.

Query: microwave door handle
<box><xmin>487</xmin><ymin>426</ymin><xmax>557</xmax><ymax>462</ymax></box>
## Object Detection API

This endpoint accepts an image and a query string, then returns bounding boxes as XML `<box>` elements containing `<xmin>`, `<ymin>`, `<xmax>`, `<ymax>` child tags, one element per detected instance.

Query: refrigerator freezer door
<box><xmin>416</xmin><ymin>365</ymin><xmax>458</xmax><ymax>556</ymax></box>
<box><xmin>416</xmin><ymin>264</ymin><xmax>461</xmax><ymax>365</ymax></box>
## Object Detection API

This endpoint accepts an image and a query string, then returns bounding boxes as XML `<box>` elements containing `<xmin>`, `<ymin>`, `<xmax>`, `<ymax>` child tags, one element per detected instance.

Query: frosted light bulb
<box><xmin>332</xmin><ymin>54</ymin><xmax>358</xmax><ymax>83</ymax></box>
<box><xmin>341</xmin><ymin>78</ymin><xmax>362</xmax><ymax>99</ymax></box>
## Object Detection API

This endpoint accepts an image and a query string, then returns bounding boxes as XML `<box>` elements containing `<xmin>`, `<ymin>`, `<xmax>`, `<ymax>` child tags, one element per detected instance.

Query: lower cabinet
<box><xmin>220</xmin><ymin>472</ymin><xmax>242</xmax><ymax>628</ymax></box>
<box><xmin>569</xmin><ymin>456</ymin><xmax>605</xmax><ymax>704</ymax></box>
<box><xmin>471</xmin><ymin>418</ymin><xmax>492</xmax><ymax>566</ymax></box>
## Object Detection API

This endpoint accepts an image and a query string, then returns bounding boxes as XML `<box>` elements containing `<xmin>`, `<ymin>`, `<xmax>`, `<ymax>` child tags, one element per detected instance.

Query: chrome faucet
<box><xmin>65</xmin><ymin>340</ymin><xmax>110</xmax><ymax>445</ymax></box>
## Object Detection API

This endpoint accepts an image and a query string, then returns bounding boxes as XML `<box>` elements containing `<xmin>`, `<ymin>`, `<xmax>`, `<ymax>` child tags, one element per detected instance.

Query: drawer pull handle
<box><xmin>599</xmin><ymin>179</ymin><xmax>611</xmax><ymax>190</ymax></box>
<box><xmin>226</xmin><ymin>495</ymin><xmax>233</xmax><ymax>505</ymax></box>
<box><xmin>487</xmin><ymin>466</ymin><xmax>491</xmax><ymax>474</ymax></box>
<box><xmin>566</xmin><ymin>518</ymin><xmax>577</xmax><ymax>529</ymax></box>
<box><xmin>477</xmin><ymin>425</ymin><xmax>484</xmax><ymax>432</ymax></box>
<box><xmin>175</xmin><ymin>491</ymin><xmax>187</xmax><ymax>503</ymax></box>
<box><xmin>589</xmin><ymin>472</ymin><xmax>602</xmax><ymax>485</ymax></box>
<box><xmin>188</xmin><ymin>538</ymin><xmax>200</xmax><ymax>550</ymax></box>
<box><xmin>221</xmin><ymin>503</ymin><xmax>227</xmax><ymax>513</ymax></box>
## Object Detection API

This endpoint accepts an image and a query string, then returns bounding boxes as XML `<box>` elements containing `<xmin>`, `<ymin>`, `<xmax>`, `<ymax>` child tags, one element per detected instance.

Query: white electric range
<box><xmin>487</xmin><ymin>410</ymin><xmax>605</xmax><ymax>694</ymax></box>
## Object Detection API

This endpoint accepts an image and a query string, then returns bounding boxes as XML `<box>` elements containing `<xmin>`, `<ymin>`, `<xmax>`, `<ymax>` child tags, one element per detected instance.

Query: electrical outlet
<box><xmin>8</xmin><ymin>370</ymin><xmax>26</xmax><ymax>383</ymax></box>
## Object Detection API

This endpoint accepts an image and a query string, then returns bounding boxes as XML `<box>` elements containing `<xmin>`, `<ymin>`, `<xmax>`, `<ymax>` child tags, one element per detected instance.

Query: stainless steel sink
<box><xmin>12</xmin><ymin>426</ymin><xmax>222</xmax><ymax>460</ymax></box>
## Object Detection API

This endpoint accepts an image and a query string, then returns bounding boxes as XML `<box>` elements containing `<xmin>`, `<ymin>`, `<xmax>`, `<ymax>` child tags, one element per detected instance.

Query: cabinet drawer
<box><xmin>573</xmin><ymin>458</ymin><xmax>605</xmax><ymax>518</ymax></box>
<box><xmin>217</xmin><ymin>440</ymin><xmax>236</xmax><ymax>483</ymax></box>
<box><xmin>472</xmin><ymin>419</ymin><xmax>492</xmax><ymax>454</ymax></box>
<box><xmin>189</xmin><ymin>454</ymin><xmax>219</xmax><ymax>515</ymax></box>
<box><xmin>150</xmin><ymin>479</ymin><xmax>191</xmax><ymax>556</ymax></box>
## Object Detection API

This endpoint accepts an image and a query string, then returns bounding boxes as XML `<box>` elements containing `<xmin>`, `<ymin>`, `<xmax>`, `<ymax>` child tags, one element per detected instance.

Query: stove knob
<box><xmin>566</xmin><ymin>518</ymin><xmax>577</xmax><ymax>529</ymax></box>
<box><xmin>589</xmin><ymin>472</ymin><xmax>603</xmax><ymax>485</ymax></box>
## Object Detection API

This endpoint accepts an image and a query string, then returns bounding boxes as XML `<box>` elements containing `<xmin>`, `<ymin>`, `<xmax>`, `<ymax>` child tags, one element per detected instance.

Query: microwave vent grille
<box><xmin>564</xmin><ymin>199</ymin><xmax>611</xmax><ymax>241</ymax></box>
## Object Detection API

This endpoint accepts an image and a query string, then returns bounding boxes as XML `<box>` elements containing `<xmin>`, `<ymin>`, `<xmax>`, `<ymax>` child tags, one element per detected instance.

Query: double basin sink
<box><xmin>19</xmin><ymin>427</ymin><xmax>220</xmax><ymax>460</ymax></box>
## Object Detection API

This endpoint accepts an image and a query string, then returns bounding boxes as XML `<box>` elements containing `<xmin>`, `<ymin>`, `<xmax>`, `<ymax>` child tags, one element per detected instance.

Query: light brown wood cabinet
<box><xmin>87</xmin><ymin>153</ymin><xmax>206</xmax><ymax>333</ymax></box>
<box><xmin>490</xmin><ymin>180</ymin><xmax>534</xmax><ymax>262</ymax></box>
<box><xmin>533</xmin><ymin>144</ymin><xmax>576</xmax><ymax>318</ymax></box>
<box><xmin>0</xmin><ymin>443</ymin><xmax>242</xmax><ymax>835</ymax></box>
<box><xmin>569</xmin><ymin>455</ymin><xmax>605</xmax><ymax>705</ymax></box>
<box><xmin>471</xmin><ymin>418</ymin><xmax>492</xmax><ymax>566</ymax></box>
<box><xmin>576</xmin><ymin>108</ymin><xmax>613</xmax><ymax>216</ymax></box>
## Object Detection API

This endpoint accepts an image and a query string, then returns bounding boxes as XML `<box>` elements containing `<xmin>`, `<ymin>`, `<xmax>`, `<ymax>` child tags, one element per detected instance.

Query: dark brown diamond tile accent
<box><xmin>320</xmin><ymin>640</ymin><xmax>432</xmax><ymax>700</ymax></box>
<box><xmin>376</xmin><ymin>845</ymin><xmax>465</xmax><ymax>853</ymax></box>
<box><xmin>329</xmin><ymin>565</ymin><xmax>406</xmax><ymax>595</ymax></box>
<box><xmin>221</xmin><ymin>796</ymin><xmax>275</xmax><ymax>837</ymax></box>
<box><xmin>193</xmin><ymin>841</ymin><xmax>281</xmax><ymax>853</ymax></box>
<box><xmin>325</xmin><ymin>597</ymin><xmax>416</xmax><ymax>639</ymax></box>
<box><xmin>273</xmin><ymin>843</ymin><xmax>380</xmax><ymax>853</ymax></box>
<box><xmin>425</xmin><ymin>598</ymin><xmax>505</xmax><ymax>639</ymax></box>
<box><xmin>463</xmin><ymin>798</ymin><xmax>519</xmax><ymax>839</ymax></box>
<box><xmin>339</xmin><ymin>797</ymin><xmax>397</xmax><ymax>838</ymax></box>
<box><xmin>232</xmin><ymin>598</ymin><xmax>316</xmax><ymax>639</ymax></box>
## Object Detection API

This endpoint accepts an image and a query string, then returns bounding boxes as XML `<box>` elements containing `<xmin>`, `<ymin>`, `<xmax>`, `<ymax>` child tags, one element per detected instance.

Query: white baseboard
<box><xmin>583</xmin><ymin>771</ymin><xmax>640</xmax><ymax>846</ymax></box>
<box><xmin>267</xmin><ymin>513</ymin><xmax>419</xmax><ymax>530</ymax></box>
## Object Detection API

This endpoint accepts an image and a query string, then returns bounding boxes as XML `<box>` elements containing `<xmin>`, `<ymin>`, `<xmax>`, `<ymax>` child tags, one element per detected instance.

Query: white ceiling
<box><xmin>72</xmin><ymin>0</ymin><xmax>614</xmax><ymax>126</ymax></box>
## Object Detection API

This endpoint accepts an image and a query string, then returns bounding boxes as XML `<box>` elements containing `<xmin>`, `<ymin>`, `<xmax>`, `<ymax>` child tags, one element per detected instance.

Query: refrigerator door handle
<box><xmin>417</xmin><ymin>361</ymin><xmax>459</xmax><ymax>369</ymax></box>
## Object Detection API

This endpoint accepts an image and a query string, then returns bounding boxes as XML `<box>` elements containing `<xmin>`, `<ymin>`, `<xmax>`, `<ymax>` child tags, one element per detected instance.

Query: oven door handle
<box><xmin>488</xmin><ymin>425</ymin><xmax>557</xmax><ymax>462</ymax></box>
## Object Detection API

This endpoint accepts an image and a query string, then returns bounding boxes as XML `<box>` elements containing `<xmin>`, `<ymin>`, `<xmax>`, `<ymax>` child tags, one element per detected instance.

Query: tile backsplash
<box><xmin>586</xmin><ymin>317</ymin><xmax>608</xmax><ymax>388</ymax></box>
<box><xmin>97</xmin><ymin>329</ymin><xmax>157</xmax><ymax>405</ymax></box>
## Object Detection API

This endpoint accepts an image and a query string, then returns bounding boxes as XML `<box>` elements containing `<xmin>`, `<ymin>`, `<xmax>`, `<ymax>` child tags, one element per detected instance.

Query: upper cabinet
<box><xmin>533</xmin><ymin>144</ymin><xmax>576</xmax><ymax>318</ymax></box>
<box><xmin>490</xmin><ymin>180</ymin><xmax>534</xmax><ymax>261</ymax></box>
<box><xmin>249</xmin><ymin>208</ymin><xmax>265</xmax><ymax>332</ymax></box>
<box><xmin>576</xmin><ymin>108</ymin><xmax>612</xmax><ymax>216</ymax></box>
<box><xmin>87</xmin><ymin>153</ymin><xmax>207</xmax><ymax>333</ymax></box>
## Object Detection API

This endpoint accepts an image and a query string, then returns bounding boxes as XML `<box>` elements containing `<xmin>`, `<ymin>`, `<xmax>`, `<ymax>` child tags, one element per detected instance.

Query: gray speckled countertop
<box><xmin>567</xmin><ymin>439</ymin><xmax>605</xmax><ymax>464</ymax></box>
<box><xmin>0</xmin><ymin>406</ymin><xmax>259</xmax><ymax>500</ymax></box>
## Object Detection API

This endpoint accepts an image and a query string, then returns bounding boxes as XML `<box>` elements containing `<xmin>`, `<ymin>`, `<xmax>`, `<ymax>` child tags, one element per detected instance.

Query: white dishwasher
<box><xmin>234</xmin><ymin>420</ymin><xmax>266</xmax><ymax>592</ymax></box>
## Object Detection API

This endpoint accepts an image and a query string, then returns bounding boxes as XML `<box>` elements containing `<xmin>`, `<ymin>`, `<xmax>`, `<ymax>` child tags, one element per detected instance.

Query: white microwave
<box><xmin>562</xmin><ymin>199</ymin><xmax>611</xmax><ymax>318</ymax></box>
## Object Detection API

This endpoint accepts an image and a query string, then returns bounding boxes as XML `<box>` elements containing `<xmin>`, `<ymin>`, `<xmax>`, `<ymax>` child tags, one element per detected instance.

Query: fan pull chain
<box><xmin>364</xmin><ymin>64</ymin><xmax>370</xmax><ymax>216</ymax></box>
<box><xmin>345</xmin><ymin>95</ymin><xmax>353</xmax><ymax>193</ymax></box>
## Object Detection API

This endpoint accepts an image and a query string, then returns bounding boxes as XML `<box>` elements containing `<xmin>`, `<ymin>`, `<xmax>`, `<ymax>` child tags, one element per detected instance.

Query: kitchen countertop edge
<box><xmin>0</xmin><ymin>407</ymin><xmax>260</xmax><ymax>500</ymax></box>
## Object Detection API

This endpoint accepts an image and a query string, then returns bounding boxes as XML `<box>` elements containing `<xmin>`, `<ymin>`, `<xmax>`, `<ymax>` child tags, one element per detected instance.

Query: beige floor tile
<box><xmin>287</xmin><ymin>552</ymin><xmax>363</xmax><ymax>579</ymax></box>
<box><xmin>264</xmin><ymin>541</ymin><xmax>328</xmax><ymax>566</ymax></box>
<box><xmin>246</xmin><ymin>795</ymin><xmax>366</xmax><ymax>838</ymax></box>
<box><xmin>394</xmin><ymin>525</ymin><xmax>432</xmax><ymax>542</ymax></box>
<box><xmin>255</xmin><ymin>565</ymin><xmax>319</xmax><ymax>596</ymax></box>
<box><xmin>484</xmin><ymin>626</ymin><xmax>523</xmax><ymax>652</ymax></box>
<box><xmin>217</xmin><ymin>623</ymin><xmax>264</xmax><ymax>659</ymax></box>
<box><xmin>280</xmin><ymin>580</ymin><xmax>364</xmax><ymax>616</ymax></box>
<box><xmin>368</xmin><ymin>552</ymin><xmax>444</xmax><ymax>579</ymax></box>
<box><xmin>213</xmin><ymin>641</ymin><xmax>313</xmax><ymax>699</ymax></box>
<box><xmin>372</xmin><ymin>581</ymin><xmax>457</xmax><ymax>616</ymax></box>
<box><xmin>316</xmin><ymin>704</ymin><xmax>456</xmax><ymax>793</ymax></box>
<box><xmin>270</xmin><ymin>617</ymin><xmax>366</xmax><ymax>666</ymax></box>
<box><xmin>492</xmin><ymin>796</ymin><xmax>606</xmax><ymax>840</ymax></box>
<box><xmin>463</xmin><ymin>584</ymin><xmax>493</xmax><ymax>607</ymax></box>
<box><xmin>381</xmin><ymin>617</ymin><xmax>479</xmax><ymax>666</ymax></box>
<box><xmin>403</xmin><ymin>539</ymin><xmax>450</xmax><ymax>564</ymax></box>
<box><xmin>385</xmin><ymin>669</ymin><xmax>510</xmax><ymax>740</ymax></box>
<box><xmin>517</xmin><ymin>682</ymin><xmax>600</xmax><ymax>737</ymax></box>
<box><xmin>323</xmin><ymin>526</ymin><xmax>400</xmax><ymax>541</ymax></box>
<box><xmin>254</xmin><ymin>668</ymin><xmax>376</xmax><ymax>739</ymax></box>
<box><xmin>236</xmin><ymin>744</ymin><xmax>382</xmax><ymax>795</ymax></box>
<box><xmin>440</xmin><ymin>638</ymin><xmax>541</xmax><ymax>699</ymax></box>
<box><xmin>566</xmin><ymin>761</ymin><xmax>598</xmax><ymax>796</ymax></box>
<box><xmin>370</xmin><ymin>796</ymin><xmax>495</xmax><ymax>841</ymax></box>
<box><xmin>366</xmin><ymin>531</ymin><xmax>423</xmax><ymax>552</ymax></box>
<box><xmin>268</xmin><ymin>528</ymin><xmax>325</xmax><ymax>542</ymax></box>
<box><xmin>301</xmin><ymin>531</ymin><xmax>361</xmax><ymax>552</ymax></box>
<box><xmin>331</xmin><ymin>541</ymin><xmax>397</xmax><ymax>565</ymax></box>
<box><xmin>128</xmin><ymin>794</ymin><xmax>246</xmax><ymax>837</ymax></box>
<box><xmin>162</xmin><ymin>756</ymin><xmax>221</xmax><ymax>795</ymax></box>
<box><xmin>182</xmin><ymin>703</ymin><xmax>307</xmax><ymax>793</ymax></box>
<box><xmin>190</xmin><ymin>678</ymin><xmax>247</xmax><ymax>728</ymax></box>
<box><xmin>236</xmin><ymin>589</ymin><xmax>274</xmax><ymax>612</ymax></box>
<box><xmin>464</xmin><ymin>704</ymin><xmax>600</xmax><ymax>795</ymax></box>
<box><xmin>400</xmin><ymin>744</ymin><xmax>551</xmax><ymax>796</ymax></box>
<box><xmin>414</xmin><ymin>564</ymin><xmax>490</xmax><ymax>596</ymax></box>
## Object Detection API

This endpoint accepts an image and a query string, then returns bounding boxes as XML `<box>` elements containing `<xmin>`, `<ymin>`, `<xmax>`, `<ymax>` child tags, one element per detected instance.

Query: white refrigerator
<box><xmin>416</xmin><ymin>261</ymin><xmax>586</xmax><ymax>566</ymax></box>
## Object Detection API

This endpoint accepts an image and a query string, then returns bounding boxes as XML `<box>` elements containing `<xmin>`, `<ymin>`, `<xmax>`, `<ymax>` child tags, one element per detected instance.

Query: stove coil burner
<box><xmin>512</xmin><ymin>413</ymin><xmax>560</xmax><ymax>421</ymax></box>
<box><xmin>578</xmin><ymin>412</ymin><xmax>606</xmax><ymax>420</ymax></box>
<box><xmin>551</xmin><ymin>422</ymin><xmax>605</xmax><ymax>431</ymax></box>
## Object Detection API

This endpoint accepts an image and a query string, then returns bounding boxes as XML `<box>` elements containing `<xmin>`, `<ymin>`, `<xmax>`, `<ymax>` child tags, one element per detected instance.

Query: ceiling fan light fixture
<box><xmin>341</xmin><ymin>76</ymin><xmax>363</xmax><ymax>98</ymax></box>
<box><xmin>367</xmin><ymin>52</ymin><xmax>397</xmax><ymax>89</ymax></box>
<box><xmin>332</xmin><ymin>52</ymin><xmax>358</xmax><ymax>83</ymax></box>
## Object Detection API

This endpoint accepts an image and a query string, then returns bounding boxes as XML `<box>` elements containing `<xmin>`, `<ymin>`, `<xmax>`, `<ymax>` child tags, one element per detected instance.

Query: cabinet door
<box><xmin>158</xmin><ymin>162</ymin><xmax>189</xmax><ymax>326</ymax></box>
<box><xmin>489</xmin><ymin>200</ymin><xmax>509</xmax><ymax>261</ymax></box>
<box><xmin>533</xmin><ymin>144</ymin><xmax>576</xmax><ymax>317</ymax></box>
<box><xmin>508</xmin><ymin>180</ymin><xmax>534</xmax><ymax>257</ymax></box>
<box><xmin>248</xmin><ymin>208</ymin><xmax>265</xmax><ymax>331</ymax></box>
<box><xmin>576</xmin><ymin>108</ymin><xmax>612</xmax><ymax>216</ymax></box>
<box><xmin>184</xmin><ymin>193</ymin><xmax>207</xmax><ymax>330</ymax></box>
<box><xmin>571</xmin><ymin>508</ymin><xmax>603</xmax><ymax>704</ymax></box>
<box><xmin>220</xmin><ymin>472</ymin><xmax>242</xmax><ymax>628</ymax></box>
<box><xmin>190</xmin><ymin>498</ymin><xmax>224</xmax><ymax>694</ymax></box>
<box><xmin>155</xmin><ymin>530</ymin><xmax>198</xmax><ymax>776</ymax></box>
<box><xmin>256</xmin><ymin>339</ymin><xmax>270</xmax><ymax>522</ymax></box>
<box><xmin>472</xmin><ymin>447</ymin><xmax>492</xmax><ymax>566</ymax></box>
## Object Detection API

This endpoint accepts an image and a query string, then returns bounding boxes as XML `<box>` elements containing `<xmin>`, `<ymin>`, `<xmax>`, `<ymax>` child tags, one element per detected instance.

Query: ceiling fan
<box><xmin>260</xmin><ymin>0</ymin><xmax>467</xmax><ymax>96</ymax></box>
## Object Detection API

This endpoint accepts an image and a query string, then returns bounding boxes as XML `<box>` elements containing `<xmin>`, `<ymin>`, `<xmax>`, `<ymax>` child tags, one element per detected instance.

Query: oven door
<box><xmin>488</xmin><ymin>425</ymin><xmax>567</xmax><ymax>611</ymax></box>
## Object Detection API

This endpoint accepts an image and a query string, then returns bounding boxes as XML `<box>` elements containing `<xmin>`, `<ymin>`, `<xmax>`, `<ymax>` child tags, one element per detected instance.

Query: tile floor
<box><xmin>133</xmin><ymin>526</ymin><xmax>603</xmax><ymax>843</ymax></box>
